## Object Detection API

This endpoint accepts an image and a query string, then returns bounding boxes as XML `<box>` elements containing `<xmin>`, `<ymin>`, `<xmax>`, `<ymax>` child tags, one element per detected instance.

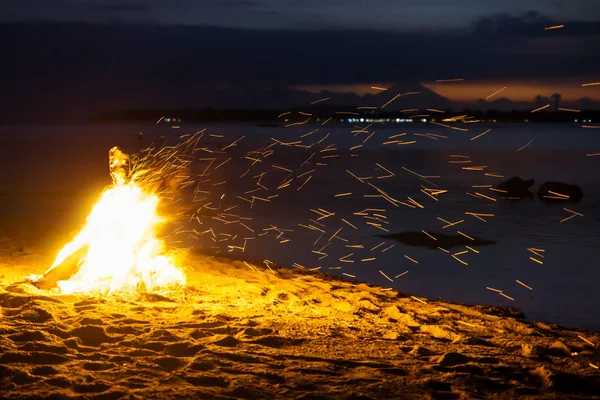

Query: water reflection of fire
<box><xmin>36</xmin><ymin>147</ymin><xmax>186</xmax><ymax>294</ymax></box>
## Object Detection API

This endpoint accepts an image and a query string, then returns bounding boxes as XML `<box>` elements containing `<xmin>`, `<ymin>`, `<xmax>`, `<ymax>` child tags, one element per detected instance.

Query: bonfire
<box><xmin>33</xmin><ymin>147</ymin><xmax>186</xmax><ymax>294</ymax></box>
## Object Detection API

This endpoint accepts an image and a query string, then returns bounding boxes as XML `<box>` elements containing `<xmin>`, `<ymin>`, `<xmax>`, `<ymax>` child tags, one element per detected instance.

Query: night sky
<box><xmin>1</xmin><ymin>0</ymin><xmax>599</xmax><ymax>120</ymax></box>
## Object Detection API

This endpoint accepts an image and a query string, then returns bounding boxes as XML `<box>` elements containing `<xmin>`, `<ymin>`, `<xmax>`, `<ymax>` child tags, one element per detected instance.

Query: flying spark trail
<box><xmin>517</xmin><ymin>139</ymin><xmax>534</xmax><ymax>152</ymax></box>
<box><xmin>471</xmin><ymin>129</ymin><xmax>491</xmax><ymax>141</ymax></box>
<box><xmin>545</xmin><ymin>24</ymin><xmax>564</xmax><ymax>30</ymax></box>
<box><xmin>499</xmin><ymin>292</ymin><xmax>514</xmax><ymax>301</ymax></box>
<box><xmin>379</xmin><ymin>270</ymin><xmax>394</xmax><ymax>282</ymax></box>
<box><xmin>381</xmin><ymin>93</ymin><xmax>402</xmax><ymax>109</ymax></box>
<box><xmin>516</xmin><ymin>280</ymin><xmax>533</xmax><ymax>290</ymax></box>
<box><xmin>311</xmin><ymin>97</ymin><xmax>330</xmax><ymax>105</ymax></box>
<box><xmin>531</xmin><ymin>104</ymin><xmax>549</xmax><ymax>113</ymax></box>
<box><xmin>485</xmin><ymin>87</ymin><xmax>506</xmax><ymax>100</ymax></box>
<box><xmin>436</xmin><ymin>78</ymin><xmax>464</xmax><ymax>83</ymax></box>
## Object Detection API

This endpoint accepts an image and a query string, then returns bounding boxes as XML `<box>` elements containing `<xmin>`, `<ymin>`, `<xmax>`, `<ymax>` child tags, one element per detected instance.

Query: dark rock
<box><xmin>379</xmin><ymin>231</ymin><xmax>495</xmax><ymax>250</ymax></box>
<box><xmin>538</xmin><ymin>181</ymin><xmax>583</xmax><ymax>203</ymax></box>
<box><xmin>495</xmin><ymin>177</ymin><xmax>535</xmax><ymax>199</ymax></box>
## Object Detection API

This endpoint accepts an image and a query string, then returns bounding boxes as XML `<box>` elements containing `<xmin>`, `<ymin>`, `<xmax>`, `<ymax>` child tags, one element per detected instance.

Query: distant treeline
<box><xmin>88</xmin><ymin>107</ymin><xmax>600</xmax><ymax>124</ymax></box>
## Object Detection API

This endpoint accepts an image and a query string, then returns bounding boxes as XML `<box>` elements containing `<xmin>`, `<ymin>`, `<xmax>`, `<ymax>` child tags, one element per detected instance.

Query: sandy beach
<box><xmin>1</xmin><ymin>247</ymin><xmax>599</xmax><ymax>399</ymax></box>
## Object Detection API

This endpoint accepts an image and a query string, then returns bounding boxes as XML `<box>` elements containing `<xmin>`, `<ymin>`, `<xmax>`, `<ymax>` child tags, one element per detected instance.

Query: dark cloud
<box><xmin>0</xmin><ymin>11</ymin><xmax>597</xmax><ymax>120</ymax></box>
<box><xmin>473</xmin><ymin>11</ymin><xmax>600</xmax><ymax>37</ymax></box>
<box><xmin>2</xmin><ymin>1</ymin><xmax>600</xmax><ymax>31</ymax></box>
<box><xmin>81</xmin><ymin>1</ymin><xmax>148</xmax><ymax>13</ymax></box>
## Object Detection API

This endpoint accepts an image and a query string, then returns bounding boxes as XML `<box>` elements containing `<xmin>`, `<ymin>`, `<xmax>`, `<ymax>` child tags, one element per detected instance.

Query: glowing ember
<box><xmin>38</xmin><ymin>147</ymin><xmax>185</xmax><ymax>294</ymax></box>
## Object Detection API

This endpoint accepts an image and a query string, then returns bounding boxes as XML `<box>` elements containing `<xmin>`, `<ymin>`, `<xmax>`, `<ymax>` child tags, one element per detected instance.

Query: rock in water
<box><xmin>378</xmin><ymin>232</ymin><xmax>496</xmax><ymax>249</ymax></box>
<box><xmin>495</xmin><ymin>177</ymin><xmax>535</xmax><ymax>199</ymax></box>
<box><xmin>538</xmin><ymin>182</ymin><xmax>583</xmax><ymax>203</ymax></box>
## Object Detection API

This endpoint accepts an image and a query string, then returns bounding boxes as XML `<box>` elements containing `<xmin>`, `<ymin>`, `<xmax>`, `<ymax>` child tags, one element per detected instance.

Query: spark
<box><xmin>587</xmin><ymin>153</ymin><xmax>600</xmax><ymax>157</ymax></box>
<box><xmin>297</xmin><ymin>175</ymin><xmax>312</xmax><ymax>191</ymax></box>
<box><xmin>395</xmin><ymin>270</ymin><xmax>409</xmax><ymax>279</ymax></box>
<box><xmin>370</xmin><ymin>86</ymin><xmax>388</xmax><ymax>91</ymax></box>
<box><xmin>411</xmin><ymin>296</ymin><xmax>427</xmax><ymax>304</ymax></box>
<box><xmin>379</xmin><ymin>270</ymin><xmax>394</xmax><ymax>282</ymax></box>
<box><xmin>301</xmin><ymin>129</ymin><xmax>319</xmax><ymax>138</ymax></box>
<box><xmin>528</xmin><ymin>248</ymin><xmax>545</xmax><ymax>258</ymax></box>
<box><xmin>530</xmin><ymin>257</ymin><xmax>544</xmax><ymax>265</ymax></box>
<box><xmin>436</xmin><ymin>78</ymin><xmax>464</xmax><ymax>82</ymax></box>
<box><xmin>581</xmin><ymin>82</ymin><xmax>600</xmax><ymax>87</ymax></box>
<box><xmin>486</xmin><ymin>87</ymin><xmax>506</xmax><ymax>100</ymax></box>
<box><xmin>311</xmin><ymin>97</ymin><xmax>331</xmax><ymax>105</ymax></box>
<box><xmin>342</xmin><ymin>273</ymin><xmax>356</xmax><ymax>278</ymax></box>
<box><xmin>499</xmin><ymin>292</ymin><xmax>514</xmax><ymax>301</ymax></box>
<box><xmin>544</xmin><ymin>24</ymin><xmax>564</xmax><ymax>30</ymax></box>
<box><xmin>457</xmin><ymin>231</ymin><xmax>474</xmax><ymax>241</ymax></box>
<box><xmin>381</xmin><ymin>93</ymin><xmax>402</xmax><ymax>109</ymax></box>
<box><xmin>564</xmin><ymin>208</ymin><xmax>583</xmax><ymax>217</ymax></box>
<box><xmin>375</xmin><ymin>163</ymin><xmax>395</xmax><ymax>177</ymax></box>
<box><xmin>471</xmin><ymin>129</ymin><xmax>491</xmax><ymax>141</ymax></box>
<box><xmin>516</xmin><ymin>280</ymin><xmax>533</xmax><ymax>290</ymax></box>
<box><xmin>431</xmin><ymin>121</ymin><xmax>468</xmax><ymax>131</ymax></box>
<box><xmin>437</xmin><ymin>218</ymin><xmax>464</xmax><ymax>229</ymax></box>
<box><xmin>382</xmin><ymin>244</ymin><xmax>395</xmax><ymax>252</ymax></box>
<box><xmin>451</xmin><ymin>254</ymin><xmax>468</xmax><ymax>266</ymax></box>
<box><xmin>285</xmin><ymin>118</ymin><xmax>311</xmax><ymax>128</ymax></box>
<box><xmin>214</xmin><ymin>157</ymin><xmax>231</xmax><ymax>170</ymax></box>
<box><xmin>341</xmin><ymin>218</ymin><xmax>358</xmax><ymax>229</ymax></box>
<box><xmin>531</xmin><ymin>104</ymin><xmax>549</xmax><ymax>113</ymax></box>
<box><xmin>517</xmin><ymin>139</ymin><xmax>534</xmax><ymax>152</ymax></box>
<box><xmin>560</xmin><ymin>214</ymin><xmax>576</xmax><ymax>223</ymax></box>
<box><xmin>474</xmin><ymin>192</ymin><xmax>497</xmax><ymax>202</ymax></box>
<box><xmin>466</xmin><ymin>246</ymin><xmax>479</xmax><ymax>254</ymax></box>
<box><xmin>329</xmin><ymin>227</ymin><xmax>343</xmax><ymax>242</ymax></box>
<box><xmin>578</xmin><ymin>335</ymin><xmax>595</xmax><ymax>347</ymax></box>
<box><xmin>558</xmin><ymin>108</ymin><xmax>580</xmax><ymax>112</ymax></box>
<box><xmin>404</xmin><ymin>255</ymin><xmax>419</xmax><ymax>264</ymax></box>
<box><xmin>371</xmin><ymin>242</ymin><xmax>386</xmax><ymax>251</ymax></box>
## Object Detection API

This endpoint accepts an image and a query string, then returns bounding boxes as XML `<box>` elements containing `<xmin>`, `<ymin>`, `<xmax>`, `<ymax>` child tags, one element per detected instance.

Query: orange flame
<box><xmin>40</xmin><ymin>147</ymin><xmax>186</xmax><ymax>294</ymax></box>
